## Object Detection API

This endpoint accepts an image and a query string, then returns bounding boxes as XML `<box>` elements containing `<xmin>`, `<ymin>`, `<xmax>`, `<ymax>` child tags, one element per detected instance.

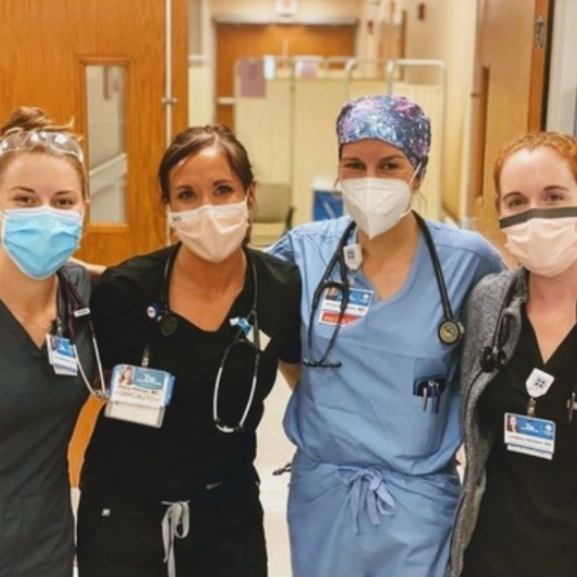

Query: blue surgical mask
<box><xmin>1</xmin><ymin>206</ymin><xmax>83</xmax><ymax>280</ymax></box>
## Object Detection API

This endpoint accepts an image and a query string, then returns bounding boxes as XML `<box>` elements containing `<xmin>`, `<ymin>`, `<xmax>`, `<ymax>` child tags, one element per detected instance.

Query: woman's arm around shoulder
<box><xmin>68</xmin><ymin>257</ymin><xmax>107</xmax><ymax>284</ymax></box>
<box><xmin>460</xmin><ymin>228</ymin><xmax>506</xmax><ymax>281</ymax></box>
<box><xmin>278</xmin><ymin>361</ymin><xmax>301</xmax><ymax>389</ymax></box>
<box><xmin>265</xmin><ymin>228</ymin><xmax>297</xmax><ymax>263</ymax></box>
<box><xmin>274</xmin><ymin>257</ymin><xmax>303</xmax><ymax>388</ymax></box>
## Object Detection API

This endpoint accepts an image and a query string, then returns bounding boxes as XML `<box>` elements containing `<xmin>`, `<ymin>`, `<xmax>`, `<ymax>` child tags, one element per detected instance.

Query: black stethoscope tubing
<box><xmin>479</xmin><ymin>277</ymin><xmax>519</xmax><ymax>373</ymax></box>
<box><xmin>56</xmin><ymin>269</ymin><xmax>107</xmax><ymax>398</ymax></box>
<box><xmin>303</xmin><ymin>220</ymin><xmax>355</xmax><ymax>368</ymax></box>
<box><xmin>415</xmin><ymin>212</ymin><xmax>464</xmax><ymax>345</ymax></box>
<box><xmin>158</xmin><ymin>244</ymin><xmax>260</xmax><ymax>433</ymax></box>
<box><xmin>304</xmin><ymin>212</ymin><xmax>464</xmax><ymax>368</ymax></box>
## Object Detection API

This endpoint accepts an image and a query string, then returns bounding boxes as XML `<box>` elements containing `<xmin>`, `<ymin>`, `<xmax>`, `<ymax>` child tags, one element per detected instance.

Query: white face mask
<box><xmin>500</xmin><ymin>207</ymin><xmax>577</xmax><ymax>277</ymax></box>
<box><xmin>168</xmin><ymin>199</ymin><xmax>249</xmax><ymax>263</ymax></box>
<box><xmin>340</xmin><ymin>176</ymin><xmax>413</xmax><ymax>239</ymax></box>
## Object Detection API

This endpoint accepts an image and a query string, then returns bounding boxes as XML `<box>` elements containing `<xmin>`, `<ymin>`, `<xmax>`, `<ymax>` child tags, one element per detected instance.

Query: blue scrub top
<box><xmin>270</xmin><ymin>216</ymin><xmax>502</xmax><ymax>474</ymax></box>
<box><xmin>268</xmin><ymin>216</ymin><xmax>504</xmax><ymax>577</ymax></box>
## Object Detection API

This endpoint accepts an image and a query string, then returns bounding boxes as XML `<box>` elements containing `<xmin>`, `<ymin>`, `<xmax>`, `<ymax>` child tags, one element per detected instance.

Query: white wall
<box><xmin>395</xmin><ymin>0</ymin><xmax>478</xmax><ymax>223</ymax></box>
<box><xmin>210</xmin><ymin>0</ymin><xmax>362</xmax><ymax>20</ymax></box>
<box><xmin>546</xmin><ymin>0</ymin><xmax>577</xmax><ymax>135</ymax></box>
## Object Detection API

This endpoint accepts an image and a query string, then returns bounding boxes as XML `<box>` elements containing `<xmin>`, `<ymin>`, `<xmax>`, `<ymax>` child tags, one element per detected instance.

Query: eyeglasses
<box><xmin>0</xmin><ymin>130</ymin><xmax>84</xmax><ymax>163</ymax></box>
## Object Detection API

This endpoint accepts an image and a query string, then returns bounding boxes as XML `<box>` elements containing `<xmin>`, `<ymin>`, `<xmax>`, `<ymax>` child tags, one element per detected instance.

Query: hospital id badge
<box><xmin>46</xmin><ymin>335</ymin><xmax>78</xmax><ymax>376</ymax></box>
<box><xmin>504</xmin><ymin>412</ymin><xmax>556</xmax><ymax>460</ymax></box>
<box><xmin>319</xmin><ymin>287</ymin><xmax>373</xmax><ymax>326</ymax></box>
<box><xmin>104</xmin><ymin>363</ymin><xmax>175</xmax><ymax>428</ymax></box>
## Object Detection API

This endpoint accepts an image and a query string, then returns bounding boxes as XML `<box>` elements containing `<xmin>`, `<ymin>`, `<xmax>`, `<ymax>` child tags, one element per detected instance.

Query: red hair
<box><xmin>493</xmin><ymin>131</ymin><xmax>577</xmax><ymax>207</ymax></box>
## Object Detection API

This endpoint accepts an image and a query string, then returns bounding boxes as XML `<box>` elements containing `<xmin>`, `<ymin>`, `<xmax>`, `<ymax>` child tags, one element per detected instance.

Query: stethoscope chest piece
<box><xmin>438</xmin><ymin>320</ymin><xmax>465</xmax><ymax>345</ymax></box>
<box><xmin>160</xmin><ymin>313</ymin><xmax>178</xmax><ymax>337</ymax></box>
<box><xmin>480</xmin><ymin>345</ymin><xmax>507</xmax><ymax>373</ymax></box>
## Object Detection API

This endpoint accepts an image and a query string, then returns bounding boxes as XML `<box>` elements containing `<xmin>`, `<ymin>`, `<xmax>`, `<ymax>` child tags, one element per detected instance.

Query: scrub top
<box><xmin>80</xmin><ymin>245</ymin><xmax>301</xmax><ymax>502</ymax></box>
<box><xmin>0</xmin><ymin>264</ymin><xmax>92</xmax><ymax>577</ymax></box>
<box><xmin>463</xmin><ymin>308</ymin><xmax>577</xmax><ymax>577</ymax></box>
<box><xmin>269</xmin><ymin>216</ymin><xmax>503</xmax><ymax>577</ymax></box>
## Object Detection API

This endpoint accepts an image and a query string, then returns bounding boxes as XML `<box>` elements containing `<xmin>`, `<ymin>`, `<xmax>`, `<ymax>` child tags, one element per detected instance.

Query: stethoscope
<box><xmin>303</xmin><ymin>212</ymin><xmax>465</xmax><ymax>368</ymax></box>
<box><xmin>479</xmin><ymin>276</ymin><xmax>522</xmax><ymax>373</ymax></box>
<box><xmin>156</xmin><ymin>245</ymin><xmax>260</xmax><ymax>433</ymax></box>
<box><xmin>478</xmin><ymin>274</ymin><xmax>577</xmax><ymax>423</ymax></box>
<box><xmin>56</xmin><ymin>270</ymin><xmax>107</xmax><ymax>399</ymax></box>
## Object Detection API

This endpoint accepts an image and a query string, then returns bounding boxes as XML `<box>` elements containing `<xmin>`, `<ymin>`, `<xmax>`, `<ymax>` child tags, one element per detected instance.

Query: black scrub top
<box><xmin>463</xmin><ymin>307</ymin><xmax>577</xmax><ymax>577</ymax></box>
<box><xmin>0</xmin><ymin>264</ymin><xmax>92</xmax><ymax>577</ymax></box>
<box><xmin>80</xmin><ymin>245</ymin><xmax>301</xmax><ymax>503</ymax></box>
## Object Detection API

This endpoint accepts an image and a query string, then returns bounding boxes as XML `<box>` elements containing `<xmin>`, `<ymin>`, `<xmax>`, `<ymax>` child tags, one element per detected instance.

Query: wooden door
<box><xmin>215</xmin><ymin>24</ymin><xmax>357</xmax><ymax>130</ymax></box>
<box><xmin>0</xmin><ymin>0</ymin><xmax>188</xmax><ymax>266</ymax></box>
<box><xmin>469</xmin><ymin>0</ymin><xmax>552</xmax><ymax>249</ymax></box>
<box><xmin>0</xmin><ymin>0</ymin><xmax>188</xmax><ymax>486</ymax></box>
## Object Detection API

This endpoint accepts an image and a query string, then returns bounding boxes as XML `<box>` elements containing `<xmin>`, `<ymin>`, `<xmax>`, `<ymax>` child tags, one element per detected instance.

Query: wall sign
<box><xmin>275</xmin><ymin>0</ymin><xmax>298</xmax><ymax>16</ymax></box>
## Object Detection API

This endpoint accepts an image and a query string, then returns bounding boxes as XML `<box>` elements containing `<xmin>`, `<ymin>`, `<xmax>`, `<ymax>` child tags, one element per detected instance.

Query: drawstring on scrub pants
<box><xmin>162</xmin><ymin>501</ymin><xmax>190</xmax><ymax>577</ymax></box>
<box><xmin>338</xmin><ymin>466</ymin><xmax>396</xmax><ymax>534</ymax></box>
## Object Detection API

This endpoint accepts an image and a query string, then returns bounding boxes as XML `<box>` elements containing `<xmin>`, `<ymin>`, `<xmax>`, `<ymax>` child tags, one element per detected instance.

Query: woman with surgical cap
<box><xmin>268</xmin><ymin>95</ymin><xmax>503</xmax><ymax>577</ymax></box>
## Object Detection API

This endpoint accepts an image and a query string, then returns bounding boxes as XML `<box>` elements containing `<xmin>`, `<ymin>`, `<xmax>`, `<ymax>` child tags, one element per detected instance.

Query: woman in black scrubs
<box><xmin>76</xmin><ymin>125</ymin><xmax>301</xmax><ymax>577</ymax></box>
<box><xmin>449</xmin><ymin>131</ymin><xmax>577</xmax><ymax>577</ymax></box>
<box><xmin>0</xmin><ymin>107</ymin><xmax>98</xmax><ymax>577</ymax></box>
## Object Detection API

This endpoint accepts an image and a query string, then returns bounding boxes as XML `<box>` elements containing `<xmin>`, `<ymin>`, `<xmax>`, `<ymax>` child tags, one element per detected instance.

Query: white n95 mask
<box><xmin>168</xmin><ymin>199</ymin><xmax>249</xmax><ymax>263</ymax></box>
<box><xmin>499</xmin><ymin>207</ymin><xmax>577</xmax><ymax>277</ymax></box>
<box><xmin>340</xmin><ymin>177</ymin><xmax>412</xmax><ymax>239</ymax></box>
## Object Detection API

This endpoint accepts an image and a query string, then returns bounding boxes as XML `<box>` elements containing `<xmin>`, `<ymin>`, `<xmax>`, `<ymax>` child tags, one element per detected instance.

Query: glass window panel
<box><xmin>85</xmin><ymin>65</ymin><xmax>127</xmax><ymax>223</ymax></box>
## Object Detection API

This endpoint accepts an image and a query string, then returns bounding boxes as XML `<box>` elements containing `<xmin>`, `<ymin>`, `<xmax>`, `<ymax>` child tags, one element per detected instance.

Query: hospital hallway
<box><xmin>3</xmin><ymin>0</ymin><xmax>576</xmax><ymax>575</ymax></box>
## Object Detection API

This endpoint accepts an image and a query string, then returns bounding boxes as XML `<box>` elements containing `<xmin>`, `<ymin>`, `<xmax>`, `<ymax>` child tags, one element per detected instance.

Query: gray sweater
<box><xmin>447</xmin><ymin>267</ymin><xmax>528</xmax><ymax>577</ymax></box>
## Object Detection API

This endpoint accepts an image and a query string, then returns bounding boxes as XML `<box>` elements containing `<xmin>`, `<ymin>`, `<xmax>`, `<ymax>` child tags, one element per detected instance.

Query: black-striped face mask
<box><xmin>499</xmin><ymin>207</ymin><xmax>577</xmax><ymax>277</ymax></box>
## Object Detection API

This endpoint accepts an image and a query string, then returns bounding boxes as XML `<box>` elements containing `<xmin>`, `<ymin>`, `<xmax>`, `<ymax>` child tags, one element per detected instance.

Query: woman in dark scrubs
<box><xmin>449</xmin><ymin>131</ymin><xmax>577</xmax><ymax>577</ymax></box>
<box><xmin>76</xmin><ymin>125</ymin><xmax>301</xmax><ymax>577</ymax></box>
<box><xmin>0</xmin><ymin>107</ymin><xmax>98</xmax><ymax>577</ymax></box>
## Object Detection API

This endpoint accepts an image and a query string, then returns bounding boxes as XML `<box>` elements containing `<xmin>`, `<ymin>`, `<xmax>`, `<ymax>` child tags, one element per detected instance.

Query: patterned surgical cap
<box><xmin>336</xmin><ymin>95</ymin><xmax>431</xmax><ymax>175</ymax></box>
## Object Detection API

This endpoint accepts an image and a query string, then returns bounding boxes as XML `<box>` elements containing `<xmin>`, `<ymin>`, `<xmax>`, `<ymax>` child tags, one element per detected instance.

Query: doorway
<box><xmin>215</xmin><ymin>23</ymin><xmax>357</xmax><ymax>130</ymax></box>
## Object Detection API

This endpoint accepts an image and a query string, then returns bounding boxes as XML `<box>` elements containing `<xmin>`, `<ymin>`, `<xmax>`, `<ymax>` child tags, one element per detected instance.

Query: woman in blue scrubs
<box><xmin>269</xmin><ymin>95</ymin><xmax>504</xmax><ymax>577</ymax></box>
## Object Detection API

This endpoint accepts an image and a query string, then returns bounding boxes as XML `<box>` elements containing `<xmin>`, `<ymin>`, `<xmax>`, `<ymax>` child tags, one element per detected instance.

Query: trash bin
<box><xmin>312</xmin><ymin>177</ymin><xmax>343</xmax><ymax>221</ymax></box>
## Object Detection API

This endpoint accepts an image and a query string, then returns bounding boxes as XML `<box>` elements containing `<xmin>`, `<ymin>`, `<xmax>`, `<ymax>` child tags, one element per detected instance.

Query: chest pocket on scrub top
<box><xmin>403</xmin><ymin>355</ymin><xmax>453</xmax><ymax>457</ymax></box>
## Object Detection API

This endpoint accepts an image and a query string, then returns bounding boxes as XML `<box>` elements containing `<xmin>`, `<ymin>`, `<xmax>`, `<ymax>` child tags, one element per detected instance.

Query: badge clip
<box><xmin>343</xmin><ymin>243</ymin><xmax>363</xmax><ymax>271</ymax></box>
<box><xmin>230</xmin><ymin>316</ymin><xmax>252</xmax><ymax>336</ymax></box>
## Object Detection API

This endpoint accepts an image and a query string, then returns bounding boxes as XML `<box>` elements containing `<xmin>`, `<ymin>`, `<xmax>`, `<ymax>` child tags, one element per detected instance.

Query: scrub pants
<box><xmin>76</xmin><ymin>477</ymin><xmax>267</xmax><ymax>577</ymax></box>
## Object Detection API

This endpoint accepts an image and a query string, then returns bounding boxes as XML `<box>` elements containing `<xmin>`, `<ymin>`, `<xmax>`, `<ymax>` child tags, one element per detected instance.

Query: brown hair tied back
<box><xmin>0</xmin><ymin>106</ymin><xmax>75</xmax><ymax>137</ymax></box>
<box><xmin>158</xmin><ymin>124</ymin><xmax>255</xmax><ymax>204</ymax></box>
<box><xmin>0</xmin><ymin>106</ymin><xmax>87</xmax><ymax>197</ymax></box>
